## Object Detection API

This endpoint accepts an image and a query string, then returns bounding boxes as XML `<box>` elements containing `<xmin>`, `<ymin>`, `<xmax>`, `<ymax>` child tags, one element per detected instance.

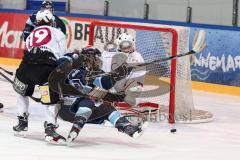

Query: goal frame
<box><xmin>88</xmin><ymin>21</ymin><xmax>179</xmax><ymax>123</ymax></box>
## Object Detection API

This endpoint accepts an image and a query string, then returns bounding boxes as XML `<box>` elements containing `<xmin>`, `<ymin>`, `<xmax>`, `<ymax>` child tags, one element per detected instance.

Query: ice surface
<box><xmin>0</xmin><ymin>67</ymin><xmax>240</xmax><ymax>160</ymax></box>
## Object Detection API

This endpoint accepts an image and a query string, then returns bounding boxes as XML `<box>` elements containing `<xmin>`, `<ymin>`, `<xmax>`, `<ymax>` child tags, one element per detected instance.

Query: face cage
<box><xmin>41</xmin><ymin>6</ymin><xmax>54</xmax><ymax>13</ymax></box>
<box><xmin>119</xmin><ymin>41</ymin><xmax>134</xmax><ymax>53</ymax></box>
<box><xmin>85</xmin><ymin>55</ymin><xmax>102</xmax><ymax>71</ymax></box>
<box><xmin>36</xmin><ymin>20</ymin><xmax>54</xmax><ymax>27</ymax></box>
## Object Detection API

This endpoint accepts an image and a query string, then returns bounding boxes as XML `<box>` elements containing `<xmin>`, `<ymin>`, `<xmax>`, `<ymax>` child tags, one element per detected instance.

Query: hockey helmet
<box><xmin>81</xmin><ymin>47</ymin><xmax>102</xmax><ymax>70</ymax></box>
<box><xmin>81</xmin><ymin>47</ymin><xmax>101</xmax><ymax>57</ymax></box>
<box><xmin>36</xmin><ymin>10</ymin><xmax>54</xmax><ymax>26</ymax></box>
<box><xmin>115</xmin><ymin>33</ymin><xmax>135</xmax><ymax>53</ymax></box>
<box><xmin>41</xmin><ymin>1</ymin><xmax>54</xmax><ymax>13</ymax></box>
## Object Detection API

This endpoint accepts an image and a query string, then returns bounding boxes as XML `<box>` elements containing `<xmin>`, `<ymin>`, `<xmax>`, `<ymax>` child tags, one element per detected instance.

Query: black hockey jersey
<box><xmin>67</xmin><ymin>67</ymin><xmax>114</xmax><ymax>94</ymax></box>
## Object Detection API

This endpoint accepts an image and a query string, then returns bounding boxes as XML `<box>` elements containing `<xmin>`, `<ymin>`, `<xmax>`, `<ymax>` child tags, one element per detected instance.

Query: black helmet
<box><xmin>81</xmin><ymin>47</ymin><xmax>101</xmax><ymax>58</ymax></box>
<box><xmin>41</xmin><ymin>1</ymin><xmax>54</xmax><ymax>12</ymax></box>
<box><xmin>81</xmin><ymin>47</ymin><xmax>102</xmax><ymax>70</ymax></box>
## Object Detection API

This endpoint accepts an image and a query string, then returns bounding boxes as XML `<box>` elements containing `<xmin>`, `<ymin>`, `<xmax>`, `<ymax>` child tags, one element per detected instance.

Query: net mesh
<box><xmin>89</xmin><ymin>21</ymin><xmax>213</xmax><ymax>123</ymax></box>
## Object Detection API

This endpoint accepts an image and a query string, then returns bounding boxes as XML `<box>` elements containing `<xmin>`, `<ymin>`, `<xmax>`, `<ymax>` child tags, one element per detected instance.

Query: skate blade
<box><xmin>14</xmin><ymin>130</ymin><xmax>27</xmax><ymax>138</ymax></box>
<box><xmin>131</xmin><ymin>122</ymin><xmax>149</xmax><ymax>139</ymax></box>
<box><xmin>66</xmin><ymin>132</ymin><xmax>78</xmax><ymax>146</ymax></box>
<box><xmin>66</xmin><ymin>138</ymin><xmax>75</xmax><ymax>147</ymax></box>
<box><xmin>45</xmin><ymin>136</ymin><xmax>66</xmax><ymax>145</ymax></box>
<box><xmin>141</xmin><ymin>121</ymin><xmax>149</xmax><ymax>129</ymax></box>
<box><xmin>102</xmin><ymin>120</ymin><xmax>114</xmax><ymax>127</ymax></box>
<box><xmin>66</xmin><ymin>139</ymin><xmax>74</xmax><ymax>146</ymax></box>
<box><xmin>132</xmin><ymin>130</ymin><xmax>144</xmax><ymax>139</ymax></box>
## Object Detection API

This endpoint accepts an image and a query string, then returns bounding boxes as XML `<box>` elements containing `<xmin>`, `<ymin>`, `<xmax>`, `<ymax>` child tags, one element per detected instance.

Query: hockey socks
<box><xmin>67</xmin><ymin>116</ymin><xmax>86</xmax><ymax>143</ymax></box>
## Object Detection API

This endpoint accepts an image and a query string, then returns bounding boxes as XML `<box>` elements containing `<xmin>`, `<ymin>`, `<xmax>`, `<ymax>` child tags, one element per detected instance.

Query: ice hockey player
<box><xmin>21</xmin><ymin>0</ymin><xmax>66</xmax><ymax>41</ymax></box>
<box><xmin>13</xmin><ymin>10</ymin><xmax>67</xmax><ymax>144</ymax></box>
<box><xmin>101</xmin><ymin>33</ymin><xmax>146</xmax><ymax>105</ymax></box>
<box><xmin>49</xmin><ymin>47</ymin><xmax>146</xmax><ymax>143</ymax></box>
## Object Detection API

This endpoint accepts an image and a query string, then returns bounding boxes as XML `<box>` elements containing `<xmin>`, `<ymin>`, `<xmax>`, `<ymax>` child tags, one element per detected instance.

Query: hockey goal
<box><xmin>88</xmin><ymin>21</ymin><xmax>213</xmax><ymax>123</ymax></box>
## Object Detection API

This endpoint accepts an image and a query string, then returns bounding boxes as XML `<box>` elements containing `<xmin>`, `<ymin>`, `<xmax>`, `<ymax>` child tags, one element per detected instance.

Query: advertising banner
<box><xmin>190</xmin><ymin>28</ymin><xmax>240</xmax><ymax>87</ymax></box>
<box><xmin>0</xmin><ymin>12</ymin><xmax>28</xmax><ymax>58</ymax></box>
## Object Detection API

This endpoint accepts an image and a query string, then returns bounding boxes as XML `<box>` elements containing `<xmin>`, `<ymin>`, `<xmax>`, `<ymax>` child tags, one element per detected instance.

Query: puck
<box><xmin>170</xmin><ymin>128</ymin><xmax>177</xmax><ymax>133</ymax></box>
<box><xmin>0</xmin><ymin>103</ymin><xmax>3</xmax><ymax>109</ymax></box>
<box><xmin>0</xmin><ymin>103</ymin><xmax>3</xmax><ymax>112</ymax></box>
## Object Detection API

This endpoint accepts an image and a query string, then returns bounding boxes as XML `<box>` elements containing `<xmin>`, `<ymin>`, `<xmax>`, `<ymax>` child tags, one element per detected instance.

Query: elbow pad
<box><xmin>93</xmin><ymin>76</ymin><xmax>114</xmax><ymax>90</ymax></box>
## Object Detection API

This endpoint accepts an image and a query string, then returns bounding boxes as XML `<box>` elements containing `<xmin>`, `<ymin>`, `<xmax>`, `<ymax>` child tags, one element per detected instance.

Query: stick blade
<box><xmin>192</xmin><ymin>30</ymin><xmax>206</xmax><ymax>53</ymax></box>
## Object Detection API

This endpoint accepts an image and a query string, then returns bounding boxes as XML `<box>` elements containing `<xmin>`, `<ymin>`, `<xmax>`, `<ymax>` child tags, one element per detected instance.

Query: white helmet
<box><xmin>36</xmin><ymin>10</ymin><xmax>54</xmax><ymax>25</ymax></box>
<box><xmin>115</xmin><ymin>33</ymin><xmax>135</xmax><ymax>53</ymax></box>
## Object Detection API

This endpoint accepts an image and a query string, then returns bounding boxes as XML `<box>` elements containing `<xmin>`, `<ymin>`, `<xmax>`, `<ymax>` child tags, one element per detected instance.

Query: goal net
<box><xmin>88</xmin><ymin>21</ymin><xmax>213</xmax><ymax>123</ymax></box>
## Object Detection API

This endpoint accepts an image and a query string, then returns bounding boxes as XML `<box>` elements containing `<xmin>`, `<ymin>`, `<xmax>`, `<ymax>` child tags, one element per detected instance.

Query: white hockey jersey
<box><xmin>25</xmin><ymin>25</ymin><xmax>67</xmax><ymax>59</ymax></box>
<box><xmin>101</xmin><ymin>50</ymin><xmax>146</xmax><ymax>94</ymax></box>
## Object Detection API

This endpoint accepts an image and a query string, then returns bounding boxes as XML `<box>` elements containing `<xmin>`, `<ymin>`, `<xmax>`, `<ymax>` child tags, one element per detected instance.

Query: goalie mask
<box><xmin>115</xmin><ymin>33</ymin><xmax>135</xmax><ymax>53</ymax></box>
<box><xmin>80</xmin><ymin>47</ymin><xmax>102</xmax><ymax>71</ymax></box>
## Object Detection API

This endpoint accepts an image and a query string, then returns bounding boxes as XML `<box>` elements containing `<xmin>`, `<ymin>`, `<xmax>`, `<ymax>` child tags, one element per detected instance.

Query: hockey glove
<box><xmin>61</xmin><ymin>52</ymin><xmax>85</xmax><ymax>69</ymax></box>
<box><xmin>56</xmin><ymin>58</ymin><xmax>72</xmax><ymax>74</ymax></box>
<box><xmin>111</xmin><ymin>63</ymin><xmax>132</xmax><ymax>81</ymax></box>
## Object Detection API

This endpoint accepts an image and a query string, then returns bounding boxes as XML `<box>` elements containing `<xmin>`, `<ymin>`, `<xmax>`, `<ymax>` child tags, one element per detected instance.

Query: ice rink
<box><xmin>0</xmin><ymin>67</ymin><xmax>240</xmax><ymax>160</ymax></box>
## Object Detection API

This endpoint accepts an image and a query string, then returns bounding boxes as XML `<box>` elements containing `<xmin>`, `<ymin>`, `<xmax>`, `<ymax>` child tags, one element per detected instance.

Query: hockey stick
<box><xmin>0</xmin><ymin>66</ymin><xmax>14</xmax><ymax>76</ymax></box>
<box><xmin>0</xmin><ymin>71</ymin><xmax>13</xmax><ymax>84</ymax></box>
<box><xmin>136</xmin><ymin>30</ymin><xmax>206</xmax><ymax>68</ymax></box>
<box><xmin>0</xmin><ymin>71</ymin><xmax>41</xmax><ymax>103</ymax></box>
<box><xmin>87</xmin><ymin>30</ymin><xmax>206</xmax><ymax>79</ymax></box>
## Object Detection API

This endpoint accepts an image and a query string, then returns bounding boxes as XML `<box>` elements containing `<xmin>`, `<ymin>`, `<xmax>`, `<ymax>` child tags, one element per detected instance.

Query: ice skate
<box><xmin>67</xmin><ymin>125</ymin><xmax>81</xmax><ymax>144</ymax></box>
<box><xmin>115</xmin><ymin>117</ymin><xmax>148</xmax><ymax>138</ymax></box>
<box><xmin>13</xmin><ymin>113</ymin><xmax>29</xmax><ymax>137</ymax></box>
<box><xmin>44</xmin><ymin>121</ymin><xmax>66</xmax><ymax>145</ymax></box>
